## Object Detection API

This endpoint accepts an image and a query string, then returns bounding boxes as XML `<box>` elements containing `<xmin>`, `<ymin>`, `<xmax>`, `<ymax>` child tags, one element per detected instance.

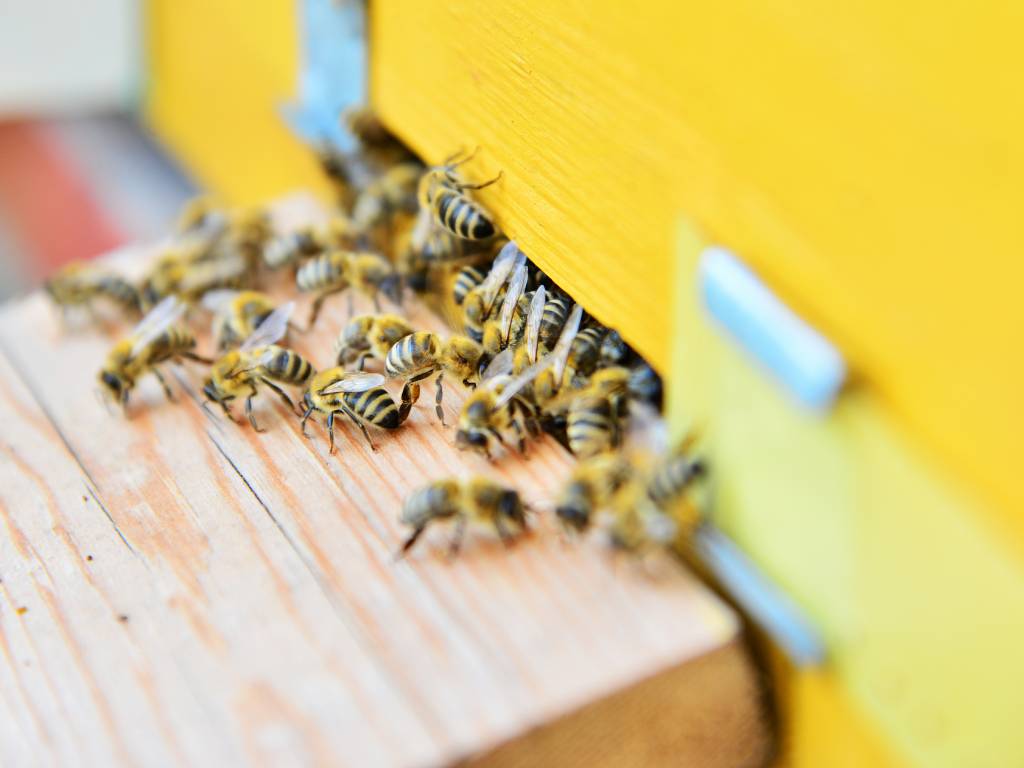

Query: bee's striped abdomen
<box><xmin>648</xmin><ymin>456</ymin><xmax>704</xmax><ymax>508</ymax></box>
<box><xmin>538</xmin><ymin>295</ymin><xmax>570</xmax><ymax>350</ymax></box>
<box><xmin>453</xmin><ymin>265</ymin><xmax>484</xmax><ymax>305</ymax></box>
<box><xmin>566</xmin><ymin>396</ymin><xmax>616</xmax><ymax>458</ymax></box>
<box><xmin>345</xmin><ymin>387</ymin><xmax>401</xmax><ymax>429</ymax></box>
<box><xmin>435</xmin><ymin>189</ymin><xmax>495</xmax><ymax>240</ymax></box>
<box><xmin>297</xmin><ymin>252</ymin><xmax>346</xmax><ymax>292</ymax></box>
<box><xmin>385</xmin><ymin>331</ymin><xmax>439</xmax><ymax>377</ymax></box>
<box><xmin>97</xmin><ymin>276</ymin><xmax>140</xmax><ymax>311</ymax></box>
<box><xmin>264</xmin><ymin>347</ymin><xmax>314</xmax><ymax>386</ymax></box>
<box><xmin>568</xmin><ymin>326</ymin><xmax>605</xmax><ymax>376</ymax></box>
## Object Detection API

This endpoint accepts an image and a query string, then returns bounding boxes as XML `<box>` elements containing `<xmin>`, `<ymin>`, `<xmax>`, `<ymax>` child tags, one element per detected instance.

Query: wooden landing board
<box><xmin>0</xmin><ymin>238</ymin><xmax>767</xmax><ymax>766</ymax></box>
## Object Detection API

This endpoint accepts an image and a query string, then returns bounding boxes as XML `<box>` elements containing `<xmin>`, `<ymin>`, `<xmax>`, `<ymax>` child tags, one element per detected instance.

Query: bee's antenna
<box><xmin>94</xmin><ymin>387</ymin><xmax>115</xmax><ymax>417</ymax></box>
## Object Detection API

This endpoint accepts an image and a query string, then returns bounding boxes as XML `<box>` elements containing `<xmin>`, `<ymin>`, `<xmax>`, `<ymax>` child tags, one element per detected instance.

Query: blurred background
<box><xmin>0</xmin><ymin>0</ymin><xmax>195</xmax><ymax>299</ymax></box>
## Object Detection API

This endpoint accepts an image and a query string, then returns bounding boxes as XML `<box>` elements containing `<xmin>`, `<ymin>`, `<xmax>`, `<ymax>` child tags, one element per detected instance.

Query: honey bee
<box><xmin>564</xmin><ymin>324</ymin><xmax>606</xmax><ymax>382</ymax></box>
<box><xmin>418</xmin><ymin>149</ymin><xmax>501</xmax><ymax>241</ymax></box>
<box><xmin>97</xmin><ymin>297</ymin><xmax>209</xmax><ymax>409</ymax></box>
<box><xmin>351</xmin><ymin>162</ymin><xmax>423</xmax><ymax>232</ymax></box>
<box><xmin>453</xmin><ymin>350</ymin><xmax>549</xmax><ymax>459</ymax></box>
<box><xmin>600</xmin><ymin>329</ymin><xmax>629</xmax><ymax>367</ymax></box>
<box><xmin>203</xmin><ymin>290</ymin><xmax>278</xmax><ymax>351</ymax></box>
<box><xmin>296</xmin><ymin>250</ymin><xmax>401</xmax><ymax>328</ymax></box>
<box><xmin>335</xmin><ymin>313</ymin><xmax>414</xmax><ymax>369</ymax></box>
<box><xmin>646</xmin><ymin>434</ymin><xmax>706</xmax><ymax>521</ymax></box>
<box><xmin>175</xmin><ymin>195</ymin><xmax>228</xmax><ymax>238</ymax></box>
<box><xmin>202</xmin><ymin>302</ymin><xmax>314</xmax><ymax>431</ymax></box>
<box><xmin>452</xmin><ymin>264</ymin><xmax>485</xmax><ymax>306</ymax></box>
<box><xmin>44</xmin><ymin>262</ymin><xmax>141</xmax><ymax>319</ymax></box>
<box><xmin>462</xmin><ymin>241</ymin><xmax>525</xmax><ymax>341</ymax></box>
<box><xmin>398</xmin><ymin>477</ymin><xmax>528</xmax><ymax>556</ymax></box>
<box><xmin>299</xmin><ymin>369</ymin><xmax>418</xmax><ymax>453</ymax></box>
<box><xmin>512</xmin><ymin>284</ymin><xmax>549</xmax><ymax>372</ymax></box>
<box><xmin>385</xmin><ymin>330</ymin><xmax>484</xmax><ymax>425</ymax></box>
<box><xmin>262</xmin><ymin>227</ymin><xmax>321</xmax><ymax>271</ymax></box>
<box><xmin>141</xmin><ymin>247</ymin><xmax>250</xmax><ymax>309</ymax></box>
<box><xmin>343</xmin><ymin>106</ymin><xmax>416</xmax><ymax>169</ymax></box>
<box><xmin>555</xmin><ymin>452</ymin><xmax>635</xmax><ymax>533</ymax></box>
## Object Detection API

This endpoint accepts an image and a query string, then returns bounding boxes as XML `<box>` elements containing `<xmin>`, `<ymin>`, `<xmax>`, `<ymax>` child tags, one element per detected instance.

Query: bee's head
<box><xmin>455</xmin><ymin>428</ymin><xmax>488</xmax><ymax>452</ymax></box>
<box><xmin>98</xmin><ymin>369</ymin><xmax>125</xmax><ymax>402</ymax></box>
<box><xmin>497</xmin><ymin>489</ymin><xmax>527</xmax><ymax>528</ymax></box>
<box><xmin>380</xmin><ymin>274</ymin><xmax>403</xmax><ymax>306</ymax></box>
<box><xmin>202</xmin><ymin>380</ymin><xmax>228</xmax><ymax>404</ymax></box>
<box><xmin>555</xmin><ymin>502</ymin><xmax>590</xmax><ymax>532</ymax></box>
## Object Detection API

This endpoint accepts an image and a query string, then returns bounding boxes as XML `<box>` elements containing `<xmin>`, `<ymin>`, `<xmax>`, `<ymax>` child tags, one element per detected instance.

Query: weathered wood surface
<box><xmin>0</xmin><ymin>219</ymin><xmax>765</xmax><ymax>766</ymax></box>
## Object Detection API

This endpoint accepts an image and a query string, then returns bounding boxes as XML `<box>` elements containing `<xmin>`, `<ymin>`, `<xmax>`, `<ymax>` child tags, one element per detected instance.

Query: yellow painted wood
<box><xmin>369</xmin><ymin>0</ymin><xmax>1024</xmax><ymax>544</ymax></box>
<box><xmin>145</xmin><ymin>0</ymin><xmax>333</xmax><ymax>205</ymax></box>
<box><xmin>672</xmin><ymin>219</ymin><xmax>1024</xmax><ymax>767</ymax></box>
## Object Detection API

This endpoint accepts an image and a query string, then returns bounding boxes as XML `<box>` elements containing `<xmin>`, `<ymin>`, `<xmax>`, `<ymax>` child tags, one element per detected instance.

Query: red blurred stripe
<box><xmin>0</xmin><ymin>120</ymin><xmax>124</xmax><ymax>278</ymax></box>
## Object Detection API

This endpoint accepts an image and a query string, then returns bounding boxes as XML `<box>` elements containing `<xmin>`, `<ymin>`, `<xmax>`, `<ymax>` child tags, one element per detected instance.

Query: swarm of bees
<box><xmin>45</xmin><ymin>105</ymin><xmax>701</xmax><ymax>565</ymax></box>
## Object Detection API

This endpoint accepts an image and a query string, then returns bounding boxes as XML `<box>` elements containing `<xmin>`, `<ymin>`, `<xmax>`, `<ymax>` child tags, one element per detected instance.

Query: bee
<box><xmin>418</xmin><ymin>149</ymin><xmax>501</xmax><ymax>241</ymax></box>
<box><xmin>646</xmin><ymin>433</ymin><xmax>706</xmax><ymax>521</ymax></box>
<box><xmin>335</xmin><ymin>313</ymin><xmax>414</xmax><ymax>369</ymax></box>
<box><xmin>97</xmin><ymin>297</ymin><xmax>208</xmax><ymax>409</ymax></box>
<box><xmin>602</xmin><ymin>482</ymin><xmax>681</xmax><ymax>557</ymax></box>
<box><xmin>555</xmin><ymin>452</ymin><xmax>636</xmax><ymax>533</ymax></box>
<box><xmin>203</xmin><ymin>290</ymin><xmax>278</xmax><ymax>351</ymax></box>
<box><xmin>175</xmin><ymin>195</ymin><xmax>228</xmax><ymax>237</ymax></box>
<box><xmin>44</xmin><ymin>262</ymin><xmax>141</xmax><ymax>319</ymax></box>
<box><xmin>627</xmin><ymin>362</ymin><xmax>663</xmax><ymax>408</ymax></box>
<box><xmin>462</xmin><ymin>241</ymin><xmax>524</xmax><ymax>341</ymax></box>
<box><xmin>453</xmin><ymin>349</ymin><xmax>548</xmax><ymax>459</ymax></box>
<box><xmin>385</xmin><ymin>331</ymin><xmax>484</xmax><ymax>426</ymax></box>
<box><xmin>140</xmin><ymin>247</ymin><xmax>250</xmax><ymax>309</ymax></box>
<box><xmin>202</xmin><ymin>302</ymin><xmax>314</xmax><ymax>431</ymax></box>
<box><xmin>227</xmin><ymin>207</ymin><xmax>273</xmax><ymax>264</ymax></box>
<box><xmin>351</xmin><ymin>162</ymin><xmax>423</xmax><ymax>232</ymax></box>
<box><xmin>343</xmin><ymin>106</ymin><xmax>415</xmax><ymax>169</ymax></box>
<box><xmin>299</xmin><ymin>369</ymin><xmax>418</xmax><ymax>454</ymax></box>
<box><xmin>452</xmin><ymin>264</ymin><xmax>485</xmax><ymax>305</ymax></box>
<box><xmin>296</xmin><ymin>249</ymin><xmax>401</xmax><ymax>328</ymax></box>
<box><xmin>512</xmin><ymin>284</ymin><xmax>549</xmax><ymax>373</ymax></box>
<box><xmin>408</xmin><ymin>206</ymin><xmax>462</xmax><ymax>263</ymax></box>
<box><xmin>262</xmin><ymin>227</ymin><xmax>321</xmax><ymax>271</ymax></box>
<box><xmin>530</xmin><ymin>302</ymin><xmax>583</xmax><ymax>407</ymax></box>
<box><xmin>398</xmin><ymin>477</ymin><xmax>528</xmax><ymax>556</ymax></box>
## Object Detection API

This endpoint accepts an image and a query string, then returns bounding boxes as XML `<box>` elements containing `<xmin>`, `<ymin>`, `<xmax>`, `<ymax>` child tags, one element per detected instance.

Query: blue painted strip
<box><xmin>694</xmin><ymin>525</ymin><xmax>826</xmax><ymax>667</ymax></box>
<box><xmin>699</xmin><ymin>246</ymin><xmax>846</xmax><ymax>412</ymax></box>
<box><xmin>281</xmin><ymin>0</ymin><xmax>367</xmax><ymax>152</ymax></box>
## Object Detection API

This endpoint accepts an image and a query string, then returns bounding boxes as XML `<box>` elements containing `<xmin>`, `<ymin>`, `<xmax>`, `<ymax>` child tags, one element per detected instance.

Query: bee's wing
<box><xmin>480</xmin><ymin>241</ymin><xmax>525</xmax><ymax>307</ymax></box>
<box><xmin>130</xmin><ymin>296</ymin><xmax>185</xmax><ymax>355</ymax></box>
<box><xmin>481</xmin><ymin>347</ymin><xmax>514</xmax><ymax>383</ymax></box>
<box><xmin>498</xmin><ymin>263</ymin><xmax>528</xmax><ymax>343</ymax></box>
<box><xmin>493</xmin><ymin>354</ymin><xmax>556</xmax><ymax>409</ymax></box>
<box><xmin>551</xmin><ymin>303</ymin><xmax>583</xmax><ymax>383</ymax></box>
<box><xmin>240</xmin><ymin>301</ymin><xmax>295</xmax><ymax>352</ymax></box>
<box><xmin>200</xmin><ymin>289</ymin><xmax>238</xmax><ymax>313</ymax></box>
<box><xmin>318</xmin><ymin>372</ymin><xmax>386</xmax><ymax>395</ymax></box>
<box><xmin>525</xmin><ymin>284</ymin><xmax>545</xmax><ymax>362</ymax></box>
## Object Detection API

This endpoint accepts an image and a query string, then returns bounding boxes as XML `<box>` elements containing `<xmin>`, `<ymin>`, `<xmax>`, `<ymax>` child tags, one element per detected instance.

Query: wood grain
<box><xmin>0</xmin><ymin>211</ymin><xmax>767</xmax><ymax>766</ymax></box>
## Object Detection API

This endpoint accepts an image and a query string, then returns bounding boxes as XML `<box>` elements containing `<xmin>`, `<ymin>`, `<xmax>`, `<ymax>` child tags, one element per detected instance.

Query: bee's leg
<box><xmin>462</xmin><ymin>378</ymin><xmax>476</xmax><ymax>390</ymax></box>
<box><xmin>448</xmin><ymin>514</ymin><xmax>467</xmax><ymax>558</ymax></box>
<box><xmin>511</xmin><ymin>416</ymin><xmax>527</xmax><ymax>455</ymax></box>
<box><xmin>398</xmin><ymin>382</ymin><xmax>420</xmax><ymax>424</ymax></box>
<box><xmin>182</xmin><ymin>352</ymin><xmax>215</xmax><ymax>365</ymax></box>
<box><xmin>341</xmin><ymin>404</ymin><xmax>377</xmax><ymax>452</ymax></box>
<box><xmin>434</xmin><ymin>372</ymin><xmax>446</xmax><ymax>426</ymax></box>
<box><xmin>456</xmin><ymin>170</ymin><xmax>503</xmax><ymax>192</ymax></box>
<box><xmin>372</xmin><ymin>292</ymin><xmax>381</xmax><ymax>313</ymax></box>
<box><xmin>260</xmin><ymin>377</ymin><xmax>297</xmax><ymax>414</ymax></box>
<box><xmin>355</xmin><ymin>352</ymin><xmax>370</xmax><ymax>371</ymax></box>
<box><xmin>245</xmin><ymin>389</ymin><xmax>265</xmax><ymax>433</ymax></box>
<box><xmin>327</xmin><ymin>410</ymin><xmax>337</xmax><ymax>454</ymax></box>
<box><xmin>398</xmin><ymin>524</ymin><xmax>427</xmax><ymax>557</ymax></box>
<box><xmin>300</xmin><ymin>406</ymin><xmax>315</xmax><ymax>437</ymax></box>
<box><xmin>494</xmin><ymin>516</ymin><xmax>515</xmax><ymax>547</ymax></box>
<box><xmin>152</xmin><ymin>368</ymin><xmax>176</xmax><ymax>402</ymax></box>
<box><xmin>307</xmin><ymin>289</ymin><xmax>339</xmax><ymax>330</ymax></box>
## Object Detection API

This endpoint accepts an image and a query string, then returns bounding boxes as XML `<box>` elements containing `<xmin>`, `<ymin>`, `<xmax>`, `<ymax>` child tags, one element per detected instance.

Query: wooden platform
<box><xmin>0</xmin><ymin>226</ymin><xmax>768</xmax><ymax>766</ymax></box>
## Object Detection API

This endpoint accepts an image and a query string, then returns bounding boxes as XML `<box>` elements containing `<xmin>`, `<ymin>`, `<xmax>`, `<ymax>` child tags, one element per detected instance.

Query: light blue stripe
<box><xmin>694</xmin><ymin>525</ymin><xmax>825</xmax><ymax>667</ymax></box>
<box><xmin>281</xmin><ymin>0</ymin><xmax>367</xmax><ymax>152</ymax></box>
<box><xmin>699</xmin><ymin>246</ymin><xmax>846</xmax><ymax>412</ymax></box>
